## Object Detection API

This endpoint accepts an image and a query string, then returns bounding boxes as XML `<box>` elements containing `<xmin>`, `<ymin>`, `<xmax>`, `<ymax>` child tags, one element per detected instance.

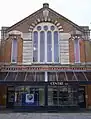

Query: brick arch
<box><xmin>79</xmin><ymin>39</ymin><xmax>86</xmax><ymax>63</ymax></box>
<box><xmin>29</xmin><ymin>18</ymin><xmax>63</xmax><ymax>33</ymax></box>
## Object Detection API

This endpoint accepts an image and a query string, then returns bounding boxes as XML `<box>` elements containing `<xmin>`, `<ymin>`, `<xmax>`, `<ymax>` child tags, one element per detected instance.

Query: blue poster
<box><xmin>22</xmin><ymin>93</ymin><xmax>38</xmax><ymax>106</ymax></box>
<box><xmin>25</xmin><ymin>94</ymin><xmax>34</xmax><ymax>103</ymax></box>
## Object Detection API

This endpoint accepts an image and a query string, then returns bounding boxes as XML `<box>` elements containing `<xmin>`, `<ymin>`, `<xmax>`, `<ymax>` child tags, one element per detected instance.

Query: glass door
<box><xmin>7</xmin><ymin>86</ymin><xmax>15</xmax><ymax>108</ymax></box>
<box><xmin>78</xmin><ymin>86</ymin><xmax>86</xmax><ymax>108</ymax></box>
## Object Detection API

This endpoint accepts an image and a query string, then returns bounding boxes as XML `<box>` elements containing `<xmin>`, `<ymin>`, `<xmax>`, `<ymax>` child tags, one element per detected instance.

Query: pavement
<box><xmin>0</xmin><ymin>113</ymin><xmax>91</xmax><ymax>119</ymax></box>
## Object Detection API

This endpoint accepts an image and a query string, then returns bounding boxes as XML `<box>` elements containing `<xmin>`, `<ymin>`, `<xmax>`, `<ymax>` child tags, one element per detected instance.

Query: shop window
<box><xmin>48</xmin><ymin>86</ymin><xmax>78</xmax><ymax>106</ymax></box>
<box><xmin>14</xmin><ymin>86</ymin><xmax>45</xmax><ymax>106</ymax></box>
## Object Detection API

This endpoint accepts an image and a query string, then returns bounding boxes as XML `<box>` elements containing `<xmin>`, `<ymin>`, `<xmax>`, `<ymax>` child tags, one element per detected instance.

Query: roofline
<box><xmin>48</xmin><ymin>8</ymin><xmax>85</xmax><ymax>32</ymax></box>
<box><xmin>6</xmin><ymin>8</ymin><xmax>43</xmax><ymax>32</ymax></box>
<box><xmin>6</xmin><ymin>6</ymin><xmax>85</xmax><ymax>33</ymax></box>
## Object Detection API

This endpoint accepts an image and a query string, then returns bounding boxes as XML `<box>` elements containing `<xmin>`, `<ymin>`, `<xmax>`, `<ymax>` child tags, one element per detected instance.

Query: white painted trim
<box><xmin>8</xmin><ymin>30</ymin><xmax>23</xmax><ymax>38</ymax></box>
<box><xmin>45</xmin><ymin>71</ymin><xmax>48</xmax><ymax>82</ymax></box>
<box><xmin>11</xmin><ymin>40</ymin><xmax>13</xmax><ymax>63</ymax></box>
<box><xmin>78</xmin><ymin>40</ymin><xmax>80</xmax><ymax>63</ymax></box>
<box><xmin>52</xmin><ymin>31</ymin><xmax>54</xmax><ymax>62</ymax></box>
<box><xmin>23</xmin><ymin>39</ymin><xmax>32</xmax><ymax>64</ymax></box>
<box><xmin>38</xmin><ymin>32</ymin><xmax>40</xmax><ymax>62</ymax></box>
<box><xmin>31</xmin><ymin>32</ymin><xmax>33</xmax><ymax>63</ymax></box>
<box><xmin>45</xmin><ymin>31</ymin><xmax>47</xmax><ymax>63</ymax></box>
<box><xmin>58</xmin><ymin>32</ymin><xmax>60</xmax><ymax>63</ymax></box>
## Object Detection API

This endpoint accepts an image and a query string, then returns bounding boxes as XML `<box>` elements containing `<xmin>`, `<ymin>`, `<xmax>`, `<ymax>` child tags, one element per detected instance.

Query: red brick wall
<box><xmin>0</xmin><ymin>35</ymin><xmax>23</xmax><ymax>64</ymax></box>
<box><xmin>4</xmin><ymin>38</ymin><xmax>12</xmax><ymax>63</ymax></box>
<box><xmin>80</xmin><ymin>40</ymin><xmax>86</xmax><ymax>63</ymax></box>
<box><xmin>17</xmin><ymin>37</ymin><xmax>23</xmax><ymax>63</ymax></box>
<box><xmin>69</xmin><ymin>39</ymin><xmax>90</xmax><ymax>64</ymax></box>
<box><xmin>85</xmin><ymin>40</ymin><xmax>91</xmax><ymax>62</ymax></box>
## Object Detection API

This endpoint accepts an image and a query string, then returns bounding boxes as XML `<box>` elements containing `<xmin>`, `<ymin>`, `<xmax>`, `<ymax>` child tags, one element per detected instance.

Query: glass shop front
<box><xmin>4</xmin><ymin>71</ymin><xmax>86</xmax><ymax>111</ymax></box>
<box><xmin>6</xmin><ymin>84</ymin><xmax>86</xmax><ymax>111</ymax></box>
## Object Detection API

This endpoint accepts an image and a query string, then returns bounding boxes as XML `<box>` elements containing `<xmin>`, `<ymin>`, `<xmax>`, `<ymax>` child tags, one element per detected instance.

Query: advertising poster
<box><xmin>25</xmin><ymin>94</ymin><xmax>34</xmax><ymax>103</ymax></box>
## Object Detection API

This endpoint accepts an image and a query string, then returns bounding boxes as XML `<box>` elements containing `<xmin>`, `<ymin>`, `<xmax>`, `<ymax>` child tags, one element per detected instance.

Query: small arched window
<box><xmin>74</xmin><ymin>38</ymin><xmax>80</xmax><ymax>63</ymax></box>
<box><xmin>11</xmin><ymin>39</ymin><xmax>17</xmax><ymax>63</ymax></box>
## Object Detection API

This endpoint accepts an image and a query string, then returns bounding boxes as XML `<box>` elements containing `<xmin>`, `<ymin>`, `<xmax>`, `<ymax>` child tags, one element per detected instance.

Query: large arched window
<box><xmin>33</xmin><ymin>22</ymin><xmax>59</xmax><ymax>63</ymax></box>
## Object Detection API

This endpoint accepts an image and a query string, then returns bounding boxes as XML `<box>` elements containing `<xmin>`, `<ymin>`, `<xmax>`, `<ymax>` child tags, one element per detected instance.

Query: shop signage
<box><xmin>49</xmin><ymin>82</ymin><xmax>68</xmax><ymax>86</ymax></box>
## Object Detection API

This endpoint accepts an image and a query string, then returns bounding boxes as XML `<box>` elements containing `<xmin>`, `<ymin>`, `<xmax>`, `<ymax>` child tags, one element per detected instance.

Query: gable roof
<box><xmin>6</xmin><ymin>3</ymin><xmax>85</xmax><ymax>33</ymax></box>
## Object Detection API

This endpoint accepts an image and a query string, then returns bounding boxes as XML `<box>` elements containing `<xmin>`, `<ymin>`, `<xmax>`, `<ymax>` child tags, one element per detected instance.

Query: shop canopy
<box><xmin>0</xmin><ymin>71</ymin><xmax>91</xmax><ymax>82</ymax></box>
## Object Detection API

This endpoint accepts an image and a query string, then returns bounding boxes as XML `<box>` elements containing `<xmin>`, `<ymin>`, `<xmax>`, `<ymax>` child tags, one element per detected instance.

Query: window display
<box><xmin>48</xmin><ymin>86</ymin><xmax>78</xmax><ymax>106</ymax></box>
<box><xmin>14</xmin><ymin>86</ymin><xmax>45</xmax><ymax>106</ymax></box>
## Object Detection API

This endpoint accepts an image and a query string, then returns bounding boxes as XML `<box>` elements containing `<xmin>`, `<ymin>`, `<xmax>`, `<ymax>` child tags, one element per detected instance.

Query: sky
<box><xmin>0</xmin><ymin>0</ymin><xmax>91</xmax><ymax>34</ymax></box>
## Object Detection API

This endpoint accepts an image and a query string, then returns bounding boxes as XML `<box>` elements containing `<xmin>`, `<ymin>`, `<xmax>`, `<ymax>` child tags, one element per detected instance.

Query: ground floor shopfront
<box><xmin>0</xmin><ymin>71</ymin><xmax>91</xmax><ymax>111</ymax></box>
<box><xmin>0</xmin><ymin>83</ymin><xmax>91</xmax><ymax>111</ymax></box>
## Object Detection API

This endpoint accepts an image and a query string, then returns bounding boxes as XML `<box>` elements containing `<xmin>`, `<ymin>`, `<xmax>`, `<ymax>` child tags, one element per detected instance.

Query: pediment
<box><xmin>6</xmin><ymin>4</ymin><xmax>84</xmax><ymax>34</ymax></box>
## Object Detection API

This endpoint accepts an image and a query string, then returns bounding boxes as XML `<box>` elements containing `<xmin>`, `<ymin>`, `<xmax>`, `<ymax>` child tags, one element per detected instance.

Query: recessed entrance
<box><xmin>78</xmin><ymin>86</ymin><xmax>86</xmax><ymax>108</ymax></box>
<box><xmin>0</xmin><ymin>85</ymin><xmax>7</xmax><ymax>108</ymax></box>
<box><xmin>6</xmin><ymin>86</ymin><xmax>15</xmax><ymax>108</ymax></box>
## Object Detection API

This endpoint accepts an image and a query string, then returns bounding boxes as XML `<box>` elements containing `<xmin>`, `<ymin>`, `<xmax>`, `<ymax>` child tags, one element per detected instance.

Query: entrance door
<box><xmin>0</xmin><ymin>85</ymin><xmax>7</xmax><ymax>108</ymax></box>
<box><xmin>6</xmin><ymin>86</ymin><xmax>15</xmax><ymax>108</ymax></box>
<box><xmin>78</xmin><ymin>86</ymin><xmax>86</xmax><ymax>108</ymax></box>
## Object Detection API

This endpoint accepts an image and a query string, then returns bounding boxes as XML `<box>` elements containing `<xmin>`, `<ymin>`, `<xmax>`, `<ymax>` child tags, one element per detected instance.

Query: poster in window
<box><xmin>26</xmin><ymin>94</ymin><xmax>34</xmax><ymax>103</ymax></box>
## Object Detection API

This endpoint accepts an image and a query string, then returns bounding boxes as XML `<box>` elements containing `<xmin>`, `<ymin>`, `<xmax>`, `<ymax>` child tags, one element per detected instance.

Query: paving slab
<box><xmin>0</xmin><ymin>113</ymin><xmax>91</xmax><ymax>119</ymax></box>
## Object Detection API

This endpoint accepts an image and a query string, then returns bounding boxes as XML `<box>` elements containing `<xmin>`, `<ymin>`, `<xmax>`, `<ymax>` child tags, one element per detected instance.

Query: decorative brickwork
<box><xmin>80</xmin><ymin>39</ymin><xmax>86</xmax><ymax>63</ymax></box>
<box><xmin>17</xmin><ymin>37</ymin><xmax>23</xmax><ymax>63</ymax></box>
<box><xmin>85</xmin><ymin>41</ymin><xmax>91</xmax><ymax>62</ymax></box>
<box><xmin>4</xmin><ymin>38</ymin><xmax>12</xmax><ymax>63</ymax></box>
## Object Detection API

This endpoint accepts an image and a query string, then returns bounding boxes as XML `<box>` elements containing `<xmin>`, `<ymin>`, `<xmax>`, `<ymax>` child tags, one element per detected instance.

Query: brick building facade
<box><xmin>0</xmin><ymin>3</ymin><xmax>91</xmax><ymax>111</ymax></box>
